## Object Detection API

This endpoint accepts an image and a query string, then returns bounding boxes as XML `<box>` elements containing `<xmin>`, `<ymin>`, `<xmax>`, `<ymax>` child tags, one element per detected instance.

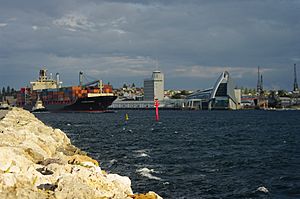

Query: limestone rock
<box><xmin>129</xmin><ymin>191</ymin><xmax>163</xmax><ymax>199</ymax></box>
<box><xmin>67</xmin><ymin>154</ymin><xmax>99</xmax><ymax>167</ymax></box>
<box><xmin>0</xmin><ymin>108</ymin><xmax>162</xmax><ymax>199</ymax></box>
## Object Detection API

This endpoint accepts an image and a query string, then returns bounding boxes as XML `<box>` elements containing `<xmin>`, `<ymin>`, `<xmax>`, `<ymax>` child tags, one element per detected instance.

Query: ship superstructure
<box><xmin>30</xmin><ymin>69</ymin><xmax>61</xmax><ymax>90</ymax></box>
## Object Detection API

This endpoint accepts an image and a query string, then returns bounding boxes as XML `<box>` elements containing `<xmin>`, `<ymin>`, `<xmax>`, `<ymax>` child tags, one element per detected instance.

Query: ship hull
<box><xmin>62</xmin><ymin>96</ymin><xmax>117</xmax><ymax>111</ymax></box>
<box><xmin>22</xmin><ymin>96</ymin><xmax>117</xmax><ymax>112</ymax></box>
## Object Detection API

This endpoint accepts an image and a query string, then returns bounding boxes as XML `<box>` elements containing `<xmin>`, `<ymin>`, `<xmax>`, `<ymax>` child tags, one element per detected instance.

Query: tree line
<box><xmin>0</xmin><ymin>86</ymin><xmax>17</xmax><ymax>98</ymax></box>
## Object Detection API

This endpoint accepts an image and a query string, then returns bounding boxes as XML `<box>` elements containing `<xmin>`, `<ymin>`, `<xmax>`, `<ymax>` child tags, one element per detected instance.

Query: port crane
<box><xmin>79</xmin><ymin>71</ymin><xmax>103</xmax><ymax>91</ymax></box>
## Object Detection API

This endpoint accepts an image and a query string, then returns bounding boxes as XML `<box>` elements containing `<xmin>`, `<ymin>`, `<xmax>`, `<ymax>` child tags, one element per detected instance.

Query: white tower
<box><xmin>144</xmin><ymin>71</ymin><xmax>164</xmax><ymax>101</ymax></box>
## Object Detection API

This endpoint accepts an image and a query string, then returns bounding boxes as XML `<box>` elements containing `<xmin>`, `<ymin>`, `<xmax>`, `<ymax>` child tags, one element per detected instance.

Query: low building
<box><xmin>241</xmin><ymin>95</ymin><xmax>256</xmax><ymax>109</ymax></box>
<box><xmin>109</xmin><ymin>98</ymin><xmax>185</xmax><ymax>109</ymax></box>
<box><xmin>109</xmin><ymin>100</ymin><xmax>156</xmax><ymax>109</ymax></box>
<box><xmin>185</xmin><ymin>88</ymin><xmax>212</xmax><ymax>110</ymax></box>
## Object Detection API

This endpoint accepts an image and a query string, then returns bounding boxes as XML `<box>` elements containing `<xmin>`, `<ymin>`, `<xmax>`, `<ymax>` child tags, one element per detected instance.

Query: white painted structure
<box><xmin>144</xmin><ymin>71</ymin><xmax>164</xmax><ymax>101</ymax></box>
<box><xmin>30</xmin><ymin>69</ymin><xmax>61</xmax><ymax>91</ymax></box>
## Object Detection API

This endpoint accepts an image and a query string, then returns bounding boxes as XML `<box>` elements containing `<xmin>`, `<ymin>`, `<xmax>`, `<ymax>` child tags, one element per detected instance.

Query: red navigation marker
<box><xmin>154</xmin><ymin>99</ymin><xmax>159</xmax><ymax>121</ymax></box>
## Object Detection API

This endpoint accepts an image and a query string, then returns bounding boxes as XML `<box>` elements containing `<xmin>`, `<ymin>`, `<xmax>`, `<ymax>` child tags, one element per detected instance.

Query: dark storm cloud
<box><xmin>0</xmin><ymin>0</ymin><xmax>299</xmax><ymax>90</ymax></box>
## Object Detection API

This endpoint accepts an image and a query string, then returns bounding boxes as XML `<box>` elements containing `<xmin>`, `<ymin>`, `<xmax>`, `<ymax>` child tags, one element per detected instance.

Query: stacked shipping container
<box><xmin>17</xmin><ymin>84</ymin><xmax>113</xmax><ymax>106</ymax></box>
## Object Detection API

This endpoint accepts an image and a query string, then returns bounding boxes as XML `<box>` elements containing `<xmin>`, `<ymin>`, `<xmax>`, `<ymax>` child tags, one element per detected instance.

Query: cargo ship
<box><xmin>17</xmin><ymin>69</ymin><xmax>117</xmax><ymax>112</ymax></box>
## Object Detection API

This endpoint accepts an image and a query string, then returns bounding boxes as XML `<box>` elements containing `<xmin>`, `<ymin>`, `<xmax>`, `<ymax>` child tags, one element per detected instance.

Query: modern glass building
<box><xmin>186</xmin><ymin>71</ymin><xmax>241</xmax><ymax>110</ymax></box>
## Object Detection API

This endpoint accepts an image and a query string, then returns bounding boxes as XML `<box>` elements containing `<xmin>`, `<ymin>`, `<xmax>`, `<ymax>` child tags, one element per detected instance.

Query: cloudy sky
<box><xmin>0</xmin><ymin>0</ymin><xmax>299</xmax><ymax>90</ymax></box>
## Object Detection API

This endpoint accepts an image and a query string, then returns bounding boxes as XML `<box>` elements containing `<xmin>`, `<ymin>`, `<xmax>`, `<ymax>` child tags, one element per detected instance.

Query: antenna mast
<box><xmin>260</xmin><ymin>74</ymin><xmax>263</xmax><ymax>92</ymax></box>
<box><xmin>293</xmin><ymin>64</ymin><xmax>299</xmax><ymax>92</ymax></box>
<box><xmin>257</xmin><ymin>66</ymin><xmax>261</xmax><ymax>94</ymax></box>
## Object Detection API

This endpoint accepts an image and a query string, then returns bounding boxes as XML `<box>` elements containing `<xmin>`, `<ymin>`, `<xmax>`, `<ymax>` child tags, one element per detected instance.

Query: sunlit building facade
<box><xmin>144</xmin><ymin>71</ymin><xmax>164</xmax><ymax>101</ymax></box>
<box><xmin>186</xmin><ymin>71</ymin><xmax>241</xmax><ymax>110</ymax></box>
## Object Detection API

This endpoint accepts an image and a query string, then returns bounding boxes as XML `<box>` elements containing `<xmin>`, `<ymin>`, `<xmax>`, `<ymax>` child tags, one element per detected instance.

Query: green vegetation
<box><xmin>240</xmin><ymin>87</ymin><xmax>256</xmax><ymax>95</ymax></box>
<box><xmin>0</xmin><ymin>86</ymin><xmax>17</xmax><ymax>99</ymax></box>
<box><xmin>171</xmin><ymin>90</ymin><xmax>191</xmax><ymax>99</ymax></box>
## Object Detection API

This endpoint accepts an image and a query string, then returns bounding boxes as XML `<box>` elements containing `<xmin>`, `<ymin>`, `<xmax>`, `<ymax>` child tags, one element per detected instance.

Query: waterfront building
<box><xmin>241</xmin><ymin>95</ymin><xmax>256</xmax><ymax>109</ymax></box>
<box><xmin>185</xmin><ymin>88</ymin><xmax>212</xmax><ymax>110</ymax></box>
<box><xmin>186</xmin><ymin>71</ymin><xmax>241</xmax><ymax>110</ymax></box>
<box><xmin>109</xmin><ymin>99</ymin><xmax>156</xmax><ymax>109</ymax></box>
<box><xmin>144</xmin><ymin>71</ymin><xmax>164</xmax><ymax>101</ymax></box>
<box><xmin>210</xmin><ymin>71</ymin><xmax>240</xmax><ymax>110</ymax></box>
<box><xmin>109</xmin><ymin>98</ymin><xmax>184</xmax><ymax>109</ymax></box>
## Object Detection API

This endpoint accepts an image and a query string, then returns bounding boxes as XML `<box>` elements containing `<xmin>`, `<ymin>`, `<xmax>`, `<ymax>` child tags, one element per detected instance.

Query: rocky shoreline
<box><xmin>0</xmin><ymin>108</ymin><xmax>162</xmax><ymax>199</ymax></box>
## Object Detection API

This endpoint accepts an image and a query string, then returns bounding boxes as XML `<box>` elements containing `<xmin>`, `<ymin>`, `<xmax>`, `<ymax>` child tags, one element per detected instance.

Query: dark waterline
<box><xmin>35</xmin><ymin>110</ymin><xmax>300</xmax><ymax>199</ymax></box>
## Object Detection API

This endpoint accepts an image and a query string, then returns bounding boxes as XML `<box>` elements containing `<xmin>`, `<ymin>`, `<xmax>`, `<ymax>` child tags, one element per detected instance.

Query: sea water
<box><xmin>36</xmin><ymin>110</ymin><xmax>300</xmax><ymax>199</ymax></box>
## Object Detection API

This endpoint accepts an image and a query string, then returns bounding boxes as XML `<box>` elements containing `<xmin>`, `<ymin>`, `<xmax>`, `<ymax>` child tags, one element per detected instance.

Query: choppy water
<box><xmin>36</xmin><ymin>110</ymin><xmax>300</xmax><ymax>199</ymax></box>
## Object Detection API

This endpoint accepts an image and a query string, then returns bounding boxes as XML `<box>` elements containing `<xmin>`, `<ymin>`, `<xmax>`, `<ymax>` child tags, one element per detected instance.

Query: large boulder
<box><xmin>0</xmin><ymin>108</ymin><xmax>162</xmax><ymax>199</ymax></box>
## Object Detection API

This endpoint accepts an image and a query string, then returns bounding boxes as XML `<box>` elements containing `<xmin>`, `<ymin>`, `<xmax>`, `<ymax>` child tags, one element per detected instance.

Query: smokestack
<box><xmin>56</xmin><ymin>73</ymin><xmax>60</xmax><ymax>88</ymax></box>
<box><xmin>79</xmin><ymin>71</ymin><xmax>83</xmax><ymax>86</ymax></box>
